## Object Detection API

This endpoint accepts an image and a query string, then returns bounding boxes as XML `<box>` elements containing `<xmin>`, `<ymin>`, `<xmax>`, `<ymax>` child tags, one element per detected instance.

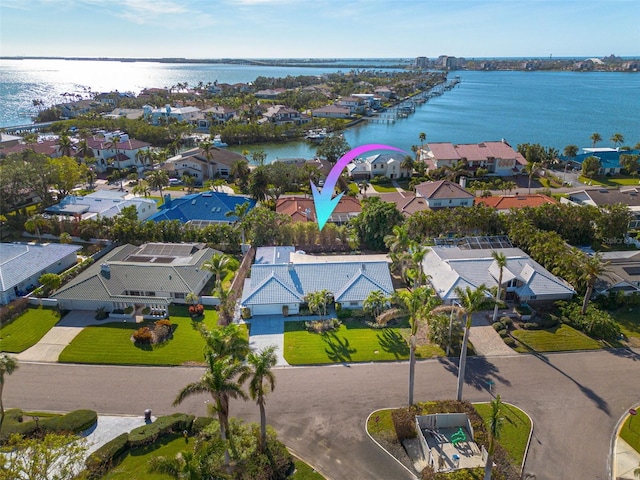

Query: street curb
<box><xmin>608</xmin><ymin>402</ymin><xmax>640</xmax><ymax>480</ymax></box>
<box><xmin>286</xmin><ymin>446</ymin><xmax>334</xmax><ymax>480</ymax></box>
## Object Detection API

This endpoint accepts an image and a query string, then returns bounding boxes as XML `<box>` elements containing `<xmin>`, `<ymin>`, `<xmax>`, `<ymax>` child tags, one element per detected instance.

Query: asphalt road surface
<box><xmin>6</xmin><ymin>349</ymin><xmax>640</xmax><ymax>480</ymax></box>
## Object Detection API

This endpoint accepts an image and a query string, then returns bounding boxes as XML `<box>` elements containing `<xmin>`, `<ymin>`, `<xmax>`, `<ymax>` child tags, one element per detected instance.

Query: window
<box><xmin>350</xmin><ymin>301</ymin><xmax>358</xmax><ymax>306</ymax></box>
<box><xmin>174</xmin><ymin>292</ymin><xmax>185</xmax><ymax>299</ymax></box>
<box><xmin>145</xmin><ymin>292</ymin><xmax>156</xmax><ymax>297</ymax></box>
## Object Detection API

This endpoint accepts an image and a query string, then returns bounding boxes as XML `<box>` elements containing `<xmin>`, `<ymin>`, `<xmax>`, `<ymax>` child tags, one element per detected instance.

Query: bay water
<box><xmin>1</xmin><ymin>59</ymin><xmax>638</xmax><ymax>161</ymax></box>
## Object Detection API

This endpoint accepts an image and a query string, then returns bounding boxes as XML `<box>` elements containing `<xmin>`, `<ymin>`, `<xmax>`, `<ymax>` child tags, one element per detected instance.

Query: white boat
<box><xmin>305</xmin><ymin>128</ymin><xmax>328</xmax><ymax>142</ymax></box>
<box><xmin>212</xmin><ymin>134</ymin><xmax>228</xmax><ymax>147</ymax></box>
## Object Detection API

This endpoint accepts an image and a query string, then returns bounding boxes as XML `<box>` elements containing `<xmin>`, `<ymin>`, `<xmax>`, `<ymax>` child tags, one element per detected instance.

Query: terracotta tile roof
<box><xmin>377</xmin><ymin>192</ymin><xmax>430</xmax><ymax>216</ymax></box>
<box><xmin>426</xmin><ymin>141</ymin><xmax>526</xmax><ymax>165</ymax></box>
<box><xmin>87</xmin><ymin>137</ymin><xmax>150</xmax><ymax>150</ymax></box>
<box><xmin>475</xmin><ymin>194</ymin><xmax>558</xmax><ymax>210</ymax></box>
<box><xmin>415</xmin><ymin>180</ymin><xmax>474</xmax><ymax>199</ymax></box>
<box><xmin>0</xmin><ymin>140</ymin><xmax>59</xmax><ymax>157</ymax></box>
<box><xmin>276</xmin><ymin>196</ymin><xmax>361</xmax><ymax>223</ymax></box>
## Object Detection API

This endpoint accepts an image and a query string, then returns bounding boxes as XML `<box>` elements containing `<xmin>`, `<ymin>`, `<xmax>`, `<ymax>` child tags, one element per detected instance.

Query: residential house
<box><xmin>336</xmin><ymin>96</ymin><xmax>367</xmax><ymax>115</ymax></box>
<box><xmin>475</xmin><ymin>194</ymin><xmax>558</xmax><ymax>212</ymax></box>
<box><xmin>376</xmin><ymin>192</ymin><xmax>431</xmax><ymax>217</ymax></box>
<box><xmin>143</xmin><ymin>105</ymin><xmax>201</xmax><ymax>126</ymax></box>
<box><xmin>103</xmin><ymin>108</ymin><xmax>144</xmax><ymax>121</ymax></box>
<box><xmin>423</xmin><ymin>245</ymin><xmax>575</xmax><ymax>305</ymax></box>
<box><xmin>594</xmin><ymin>251</ymin><xmax>640</xmax><ymax>296</ymax></box>
<box><xmin>45</xmin><ymin>190</ymin><xmax>158</xmax><ymax>221</ymax></box>
<box><xmin>561</xmin><ymin>187</ymin><xmax>640</xmax><ymax>230</ymax></box>
<box><xmin>59</xmin><ymin>99</ymin><xmax>98</xmax><ymax>119</ymax></box>
<box><xmin>414</xmin><ymin>180</ymin><xmax>475</xmax><ymax>208</ymax></box>
<box><xmin>276</xmin><ymin>196</ymin><xmax>361</xmax><ymax>224</ymax></box>
<box><xmin>261</xmin><ymin>105</ymin><xmax>310</xmax><ymax>126</ymax></box>
<box><xmin>311</xmin><ymin>105</ymin><xmax>351</xmax><ymax>119</ymax></box>
<box><xmin>374</xmin><ymin>86</ymin><xmax>395</xmax><ymax>99</ymax></box>
<box><xmin>421</xmin><ymin>141</ymin><xmax>526</xmax><ymax>176</ymax></box>
<box><xmin>0</xmin><ymin>137</ymin><xmax>60</xmax><ymax>159</ymax></box>
<box><xmin>202</xmin><ymin>105</ymin><xmax>237</xmax><ymax>125</ymax></box>
<box><xmin>565</xmin><ymin>148</ymin><xmax>640</xmax><ymax>176</ymax></box>
<box><xmin>254</xmin><ymin>88</ymin><xmax>286</xmax><ymax>99</ymax></box>
<box><xmin>240</xmin><ymin>247</ymin><xmax>394</xmax><ymax>316</ymax></box>
<box><xmin>87</xmin><ymin>132</ymin><xmax>151</xmax><ymax>173</ymax></box>
<box><xmin>347</xmin><ymin>153</ymin><xmax>411</xmax><ymax>180</ymax></box>
<box><xmin>53</xmin><ymin>242</ymin><xmax>218</xmax><ymax>314</ymax></box>
<box><xmin>147</xmin><ymin>192</ymin><xmax>255</xmax><ymax>227</ymax></box>
<box><xmin>163</xmin><ymin>146</ymin><xmax>247</xmax><ymax>181</ymax></box>
<box><xmin>0</xmin><ymin>242</ymin><xmax>81</xmax><ymax>305</ymax></box>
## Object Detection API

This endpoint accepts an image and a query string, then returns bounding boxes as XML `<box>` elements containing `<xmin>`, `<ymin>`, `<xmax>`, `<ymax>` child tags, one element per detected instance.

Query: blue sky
<box><xmin>1</xmin><ymin>0</ymin><xmax>638</xmax><ymax>59</ymax></box>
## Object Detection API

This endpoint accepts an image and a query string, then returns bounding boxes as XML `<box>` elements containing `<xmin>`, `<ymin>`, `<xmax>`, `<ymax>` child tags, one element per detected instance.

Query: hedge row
<box><xmin>84</xmin><ymin>432</ymin><xmax>129</xmax><ymax>475</ymax></box>
<box><xmin>127</xmin><ymin>413</ymin><xmax>194</xmax><ymax>448</ymax></box>
<box><xmin>0</xmin><ymin>409</ymin><xmax>97</xmax><ymax>442</ymax></box>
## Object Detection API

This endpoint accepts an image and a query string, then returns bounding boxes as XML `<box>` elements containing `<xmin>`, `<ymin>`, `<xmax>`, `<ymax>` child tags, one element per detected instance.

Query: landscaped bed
<box><xmin>283</xmin><ymin>318</ymin><xmax>444</xmax><ymax>365</ymax></box>
<box><xmin>0</xmin><ymin>307</ymin><xmax>61</xmax><ymax>353</ymax></box>
<box><xmin>58</xmin><ymin>306</ymin><xmax>239</xmax><ymax>366</ymax></box>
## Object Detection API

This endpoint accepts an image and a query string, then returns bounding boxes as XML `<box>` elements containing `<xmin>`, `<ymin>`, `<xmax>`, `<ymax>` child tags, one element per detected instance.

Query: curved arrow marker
<box><xmin>311</xmin><ymin>144</ymin><xmax>406</xmax><ymax>230</ymax></box>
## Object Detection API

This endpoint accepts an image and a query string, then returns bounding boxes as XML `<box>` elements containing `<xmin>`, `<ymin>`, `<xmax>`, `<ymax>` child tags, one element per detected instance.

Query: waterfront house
<box><xmin>163</xmin><ymin>146</ymin><xmax>247</xmax><ymax>181</ymax></box>
<box><xmin>311</xmin><ymin>104</ymin><xmax>351</xmax><ymax>119</ymax></box>
<box><xmin>276</xmin><ymin>196</ymin><xmax>361</xmax><ymax>224</ymax></box>
<box><xmin>254</xmin><ymin>88</ymin><xmax>286</xmax><ymax>99</ymax></box>
<box><xmin>143</xmin><ymin>105</ymin><xmax>201</xmax><ymax>126</ymax></box>
<box><xmin>240</xmin><ymin>247</ymin><xmax>394</xmax><ymax>316</ymax></box>
<box><xmin>147</xmin><ymin>192</ymin><xmax>255</xmax><ymax>227</ymax></box>
<box><xmin>414</xmin><ymin>180</ymin><xmax>475</xmax><ymax>208</ymax></box>
<box><xmin>261</xmin><ymin>105</ymin><xmax>310</xmax><ymax>126</ymax></box>
<box><xmin>53</xmin><ymin>242</ymin><xmax>217</xmax><ymax>315</ymax></box>
<box><xmin>421</xmin><ymin>140</ymin><xmax>526</xmax><ymax>176</ymax></box>
<box><xmin>423</xmin><ymin>245</ymin><xmax>575</xmax><ymax>305</ymax></box>
<box><xmin>0</xmin><ymin>242</ymin><xmax>81</xmax><ymax>305</ymax></box>
<box><xmin>564</xmin><ymin>148</ymin><xmax>640</xmax><ymax>176</ymax></box>
<box><xmin>0</xmin><ymin>137</ymin><xmax>61</xmax><ymax>159</ymax></box>
<box><xmin>475</xmin><ymin>194</ymin><xmax>558</xmax><ymax>212</ymax></box>
<box><xmin>202</xmin><ymin>105</ymin><xmax>238</xmax><ymax>125</ymax></box>
<box><xmin>347</xmin><ymin>153</ymin><xmax>410</xmax><ymax>180</ymax></box>
<box><xmin>336</xmin><ymin>96</ymin><xmax>367</xmax><ymax>115</ymax></box>
<box><xmin>45</xmin><ymin>190</ymin><xmax>158</xmax><ymax>221</ymax></box>
<box><xmin>87</xmin><ymin>132</ymin><xmax>151</xmax><ymax>173</ymax></box>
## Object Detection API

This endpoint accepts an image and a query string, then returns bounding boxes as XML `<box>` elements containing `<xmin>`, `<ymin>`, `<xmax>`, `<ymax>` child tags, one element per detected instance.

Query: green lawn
<box><xmin>0</xmin><ymin>307</ymin><xmax>61</xmax><ymax>353</ymax></box>
<box><xmin>371</xmin><ymin>183</ymin><xmax>398</xmax><ymax>193</ymax></box>
<box><xmin>283</xmin><ymin>319</ymin><xmax>443</xmax><ymax>365</ymax></box>
<box><xmin>291</xmin><ymin>458</ymin><xmax>326</xmax><ymax>479</ymax></box>
<box><xmin>620</xmin><ymin>413</ymin><xmax>640</xmax><ymax>455</ymax></box>
<box><xmin>59</xmin><ymin>306</ymin><xmax>226</xmax><ymax>366</ymax></box>
<box><xmin>347</xmin><ymin>183</ymin><xmax>360</xmax><ymax>195</ymax></box>
<box><xmin>578</xmin><ymin>175</ymin><xmax>640</xmax><ymax>187</ymax></box>
<box><xmin>610</xmin><ymin>307</ymin><xmax>640</xmax><ymax>342</ymax></box>
<box><xmin>474</xmin><ymin>402</ymin><xmax>532</xmax><ymax>466</ymax></box>
<box><xmin>511</xmin><ymin>324</ymin><xmax>602</xmax><ymax>353</ymax></box>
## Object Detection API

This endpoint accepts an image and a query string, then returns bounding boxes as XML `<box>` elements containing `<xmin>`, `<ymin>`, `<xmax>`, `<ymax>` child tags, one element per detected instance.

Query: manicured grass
<box><xmin>578</xmin><ymin>175</ymin><xmax>640</xmax><ymax>187</ymax></box>
<box><xmin>511</xmin><ymin>324</ymin><xmax>602</xmax><ymax>353</ymax></box>
<box><xmin>347</xmin><ymin>183</ymin><xmax>360</xmax><ymax>195</ymax></box>
<box><xmin>283</xmin><ymin>319</ymin><xmax>444</xmax><ymax>365</ymax></box>
<box><xmin>371</xmin><ymin>183</ymin><xmax>398</xmax><ymax>193</ymax></box>
<box><xmin>610</xmin><ymin>307</ymin><xmax>640</xmax><ymax>341</ymax></box>
<box><xmin>59</xmin><ymin>306</ymin><xmax>230</xmax><ymax>366</ymax></box>
<box><xmin>0</xmin><ymin>307</ymin><xmax>61</xmax><ymax>353</ymax></box>
<box><xmin>101</xmin><ymin>433</ymin><xmax>187</xmax><ymax>480</ymax></box>
<box><xmin>620</xmin><ymin>414</ymin><xmax>640</xmax><ymax>455</ymax></box>
<box><xmin>474</xmin><ymin>402</ymin><xmax>531</xmax><ymax>466</ymax></box>
<box><xmin>291</xmin><ymin>458</ymin><xmax>326</xmax><ymax>479</ymax></box>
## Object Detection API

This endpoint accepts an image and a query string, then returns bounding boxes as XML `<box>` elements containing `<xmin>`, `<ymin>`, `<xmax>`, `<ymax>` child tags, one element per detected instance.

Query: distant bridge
<box><xmin>1</xmin><ymin>122</ymin><xmax>55</xmax><ymax>134</ymax></box>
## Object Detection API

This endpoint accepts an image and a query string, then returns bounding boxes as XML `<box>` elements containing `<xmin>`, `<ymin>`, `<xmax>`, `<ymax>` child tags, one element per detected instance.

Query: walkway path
<box><xmin>468</xmin><ymin>311</ymin><xmax>516</xmax><ymax>357</ymax></box>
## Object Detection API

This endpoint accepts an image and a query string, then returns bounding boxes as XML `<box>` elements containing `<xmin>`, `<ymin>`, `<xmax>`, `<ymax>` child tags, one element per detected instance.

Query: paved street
<box><xmin>5</xmin><ymin>349</ymin><xmax>640</xmax><ymax>480</ymax></box>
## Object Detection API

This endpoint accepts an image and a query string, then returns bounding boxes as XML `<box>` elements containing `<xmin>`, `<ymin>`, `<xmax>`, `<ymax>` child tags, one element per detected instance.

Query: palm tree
<box><xmin>132</xmin><ymin>179</ymin><xmax>151</xmax><ymax>198</ymax></box>
<box><xmin>0</xmin><ymin>354</ymin><xmax>18</xmax><ymax>431</ymax></box>
<box><xmin>149</xmin><ymin>448</ymin><xmax>220</xmax><ymax>479</ymax></box>
<box><xmin>203</xmin><ymin>253</ymin><xmax>230</xmax><ymax>291</ymax></box>
<box><xmin>444</xmin><ymin>160</ymin><xmax>472</xmax><ymax>183</ymax></box>
<box><xmin>408</xmin><ymin>242</ymin><xmax>429</xmax><ymax>289</ymax></box>
<box><xmin>491</xmin><ymin>251</ymin><xmax>508</xmax><ymax>323</ymax></box>
<box><xmin>241</xmin><ymin>346</ymin><xmax>277</xmax><ymax>453</ymax></box>
<box><xmin>200</xmin><ymin>141</ymin><xmax>215</xmax><ymax>180</ymax></box>
<box><xmin>525</xmin><ymin>161</ymin><xmax>539</xmax><ymax>194</ymax></box>
<box><xmin>363</xmin><ymin>290</ymin><xmax>388</xmax><ymax>319</ymax></box>
<box><xmin>147</xmin><ymin>169</ymin><xmax>169</xmax><ymax>199</ymax></box>
<box><xmin>590</xmin><ymin>132</ymin><xmax>602</xmax><ymax>148</ymax></box>
<box><xmin>452</xmin><ymin>285</ymin><xmax>494</xmax><ymax>401</ymax></box>
<box><xmin>173</xmin><ymin>353</ymin><xmax>248</xmax><ymax>469</ymax></box>
<box><xmin>231</xmin><ymin>159</ymin><xmax>251</xmax><ymax>190</ymax></box>
<box><xmin>358</xmin><ymin>178</ymin><xmax>370</xmax><ymax>197</ymax></box>
<box><xmin>225</xmin><ymin>201</ymin><xmax>251</xmax><ymax>247</ymax></box>
<box><xmin>395</xmin><ymin>286</ymin><xmax>439</xmax><ymax>405</ymax></box>
<box><xmin>419</xmin><ymin>131</ymin><xmax>426</xmax><ymax>150</ymax></box>
<box><xmin>611</xmin><ymin>132</ymin><xmax>625</xmax><ymax>148</ymax></box>
<box><xmin>24</xmin><ymin>215</ymin><xmax>49</xmax><ymax>241</ymax></box>
<box><xmin>400</xmin><ymin>155</ymin><xmax>415</xmax><ymax>178</ymax></box>
<box><xmin>563</xmin><ymin>144</ymin><xmax>579</xmax><ymax>160</ymax></box>
<box><xmin>76</xmin><ymin>138</ymin><xmax>94</xmax><ymax>162</ymax></box>
<box><xmin>200</xmin><ymin>323</ymin><xmax>249</xmax><ymax>363</ymax></box>
<box><xmin>483</xmin><ymin>394</ymin><xmax>504</xmax><ymax>480</ymax></box>
<box><xmin>581</xmin><ymin>253</ymin><xmax>610</xmax><ymax>315</ymax></box>
<box><xmin>106</xmin><ymin>134</ymin><xmax>123</xmax><ymax>190</ymax></box>
<box><xmin>56</xmin><ymin>134</ymin><xmax>73</xmax><ymax>157</ymax></box>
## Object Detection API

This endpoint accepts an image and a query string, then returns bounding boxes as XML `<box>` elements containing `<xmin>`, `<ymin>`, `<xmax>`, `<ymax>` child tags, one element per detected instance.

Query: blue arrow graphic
<box><xmin>311</xmin><ymin>143</ymin><xmax>406</xmax><ymax>230</ymax></box>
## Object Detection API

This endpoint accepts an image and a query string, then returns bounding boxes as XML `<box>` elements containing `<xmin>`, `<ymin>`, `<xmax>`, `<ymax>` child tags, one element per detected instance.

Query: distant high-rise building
<box><xmin>414</xmin><ymin>56</ymin><xmax>429</xmax><ymax>68</ymax></box>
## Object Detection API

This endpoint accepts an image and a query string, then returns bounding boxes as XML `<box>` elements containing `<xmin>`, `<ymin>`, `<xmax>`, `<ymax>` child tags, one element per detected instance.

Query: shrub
<box><xmin>305</xmin><ymin>318</ymin><xmax>341</xmax><ymax>333</ymax></box>
<box><xmin>141</xmin><ymin>307</ymin><xmax>151</xmax><ymax>315</ymax></box>
<box><xmin>557</xmin><ymin>300</ymin><xmax>621</xmax><ymax>342</ymax></box>
<box><xmin>128</xmin><ymin>413</ymin><xmax>194</xmax><ymax>448</ymax></box>
<box><xmin>498</xmin><ymin>329</ymin><xmax>508</xmax><ymax>338</ymax></box>
<box><xmin>191</xmin><ymin>416</ymin><xmax>215</xmax><ymax>434</ymax></box>
<box><xmin>95</xmin><ymin>306</ymin><xmax>108</xmax><ymax>320</ymax></box>
<box><xmin>84</xmin><ymin>432</ymin><xmax>129</xmax><ymax>476</ymax></box>
<box><xmin>0</xmin><ymin>298</ymin><xmax>30</xmax><ymax>326</ymax></box>
<box><xmin>123</xmin><ymin>306</ymin><xmax>134</xmax><ymax>314</ymax></box>
<box><xmin>493</xmin><ymin>321</ymin><xmax>504</xmax><ymax>331</ymax></box>
<box><xmin>188</xmin><ymin>304</ymin><xmax>205</xmax><ymax>317</ymax></box>
<box><xmin>500</xmin><ymin>316</ymin><xmax>513</xmax><ymax>328</ymax></box>
<box><xmin>522</xmin><ymin>322</ymin><xmax>540</xmax><ymax>330</ymax></box>
<box><xmin>40</xmin><ymin>409</ymin><xmax>97</xmax><ymax>434</ymax></box>
<box><xmin>336</xmin><ymin>308</ymin><xmax>352</xmax><ymax>320</ymax></box>
<box><xmin>349</xmin><ymin>309</ymin><xmax>367</xmax><ymax>318</ymax></box>
<box><xmin>503</xmin><ymin>337</ymin><xmax>516</xmax><ymax>347</ymax></box>
<box><xmin>335</xmin><ymin>302</ymin><xmax>342</xmax><ymax>312</ymax></box>
<box><xmin>132</xmin><ymin>326</ymin><xmax>153</xmax><ymax>344</ymax></box>
<box><xmin>241</xmin><ymin>307</ymin><xmax>252</xmax><ymax>319</ymax></box>
<box><xmin>391</xmin><ymin>407</ymin><xmax>417</xmax><ymax>441</ymax></box>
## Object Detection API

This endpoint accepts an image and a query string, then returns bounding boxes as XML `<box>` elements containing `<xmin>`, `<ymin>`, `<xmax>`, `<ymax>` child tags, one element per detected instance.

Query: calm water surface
<box><xmin>1</xmin><ymin>59</ymin><xmax>638</xmax><ymax>161</ymax></box>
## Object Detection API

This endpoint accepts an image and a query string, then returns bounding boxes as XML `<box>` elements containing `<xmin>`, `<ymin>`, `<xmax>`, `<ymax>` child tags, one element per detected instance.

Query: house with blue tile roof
<box><xmin>0</xmin><ymin>242</ymin><xmax>81</xmax><ymax>305</ymax></box>
<box><xmin>147</xmin><ymin>192</ymin><xmax>256</xmax><ymax>227</ymax></box>
<box><xmin>562</xmin><ymin>148</ymin><xmax>640</xmax><ymax>175</ymax></box>
<box><xmin>241</xmin><ymin>247</ymin><xmax>394</xmax><ymax>316</ymax></box>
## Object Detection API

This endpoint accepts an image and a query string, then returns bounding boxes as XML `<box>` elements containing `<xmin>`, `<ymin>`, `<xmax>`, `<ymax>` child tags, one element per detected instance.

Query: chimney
<box><xmin>163</xmin><ymin>194</ymin><xmax>172</xmax><ymax>208</ymax></box>
<box><xmin>459</xmin><ymin>176</ymin><xmax>467</xmax><ymax>189</ymax></box>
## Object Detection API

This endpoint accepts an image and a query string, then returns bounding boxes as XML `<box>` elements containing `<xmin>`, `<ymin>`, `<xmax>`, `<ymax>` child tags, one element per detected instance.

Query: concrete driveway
<box><xmin>16</xmin><ymin>310</ymin><xmax>105</xmax><ymax>363</ymax></box>
<box><xmin>245</xmin><ymin>316</ymin><xmax>288</xmax><ymax>366</ymax></box>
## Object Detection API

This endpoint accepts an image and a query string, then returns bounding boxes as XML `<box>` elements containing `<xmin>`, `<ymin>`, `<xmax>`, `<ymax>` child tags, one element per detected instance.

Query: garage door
<box><xmin>252</xmin><ymin>304</ymin><xmax>284</xmax><ymax>316</ymax></box>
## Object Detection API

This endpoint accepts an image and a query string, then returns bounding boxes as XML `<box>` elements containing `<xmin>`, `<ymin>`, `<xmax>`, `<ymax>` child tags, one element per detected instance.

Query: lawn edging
<box><xmin>286</xmin><ymin>446</ymin><xmax>330</xmax><ymax>480</ymax></box>
<box><xmin>365</xmin><ymin>408</ymin><xmax>419</xmax><ymax>480</ymax></box>
<box><xmin>610</xmin><ymin>403</ymin><xmax>640</xmax><ymax>480</ymax></box>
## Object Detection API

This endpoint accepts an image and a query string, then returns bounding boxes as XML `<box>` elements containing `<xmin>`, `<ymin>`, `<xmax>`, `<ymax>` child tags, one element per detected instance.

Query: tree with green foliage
<box><xmin>106</xmin><ymin>133</ymin><xmax>123</xmax><ymax>190</ymax></box>
<box><xmin>146</xmin><ymin>169</ymin><xmax>169</xmax><ymax>199</ymax></box>
<box><xmin>620</xmin><ymin>154</ymin><xmax>640</xmax><ymax>178</ymax></box>
<box><xmin>241</xmin><ymin>345</ymin><xmax>277</xmax><ymax>453</ymax></box>
<box><xmin>305</xmin><ymin>289</ymin><xmax>333</xmax><ymax>319</ymax></box>
<box><xmin>525</xmin><ymin>161</ymin><xmax>539</xmax><ymax>194</ymax></box>
<box><xmin>444</xmin><ymin>160</ymin><xmax>472</xmax><ymax>183</ymax></box>
<box><xmin>0</xmin><ymin>432</ymin><xmax>87</xmax><ymax>480</ymax></box>
<box><xmin>55</xmin><ymin>133</ymin><xmax>73</xmax><ymax>157</ymax></box>
<box><xmin>248</xmin><ymin>166</ymin><xmax>269</xmax><ymax>202</ymax></box>
<box><xmin>610</xmin><ymin>132</ymin><xmax>625</xmax><ymax>148</ymax></box>
<box><xmin>250</xmin><ymin>149</ymin><xmax>267</xmax><ymax>167</ymax></box>
<box><xmin>242</xmin><ymin>206</ymin><xmax>289</xmax><ymax>246</ymax></box>
<box><xmin>581</xmin><ymin>156</ymin><xmax>601</xmax><ymax>178</ymax></box>
<box><xmin>24</xmin><ymin>215</ymin><xmax>50</xmax><ymax>241</ymax></box>
<box><xmin>563</xmin><ymin>144</ymin><xmax>579</xmax><ymax>160</ymax></box>
<box><xmin>581</xmin><ymin>253</ymin><xmax>610</xmax><ymax>315</ymax></box>
<box><xmin>230</xmin><ymin>159</ymin><xmax>251</xmax><ymax>190</ymax></box>
<box><xmin>203</xmin><ymin>253</ymin><xmax>230</xmax><ymax>291</ymax></box>
<box><xmin>484</xmin><ymin>394</ymin><xmax>504</xmax><ymax>480</ymax></box>
<box><xmin>316</xmin><ymin>134</ymin><xmax>350</xmax><ymax>164</ymax></box>
<box><xmin>200</xmin><ymin>323</ymin><xmax>249</xmax><ymax>363</ymax></box>
<box><xmin>225</xmin><ymin>201</ymin><xmax>251</xmax><ymax>247</ymax></box>
<box><xmin>200</xmin><ymin>140</ymin><xmax>215</xmax><ymax>179</ymax></box>
<box><xmin>51</xmin><ymin>156</ymin><xmax>86</xmax><ymax>199</ymax></box>
<box><xmin>351</xmin><ymin>196</ymin><xmax>403</xmax><ymax>251</ymax></box>
<box><xmin>38</xmin><ymin>273</ymin><xmax>62</xmax><ymax>293</ymax></box>
<box><xmin>590</xmin><ymin>132</ymin><xmax>602</xmax><ymax>148</ymax></box>
<box><xmin>363</xmin><ymin>290</ymin><xmax>389</xmax><ymax>319</ymax></box>
<box><xmin>491</xmin><ymin>251</ymin><xmax>508</xmax><ymax>323</ymax></box>
<box><xmin>394</xmin><ymin>286</ymin><xmax>439</xmax><ymax>405</ymax></box>
<box><xmin>0</xmin><ymin>354</ymin><xmax>18</xmax><ymax>432</ymax></box>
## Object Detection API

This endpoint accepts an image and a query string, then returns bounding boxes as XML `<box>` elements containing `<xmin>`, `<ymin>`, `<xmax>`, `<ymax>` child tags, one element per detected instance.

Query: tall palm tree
<box><xmin>419</xmin><ymin>131</ymin><xmax>426</xmax><ymax>150</ymax></box>
<box><xmin>395</xmin><ymin>286</ymin><xmax>439</xmax><ymax>405</ymax></box>
<box><xmin>581</xmin><ymin>253</ymin><xmax>610</xmax><ymax>315</ymax></box>
<box><xmin>444</xmin><ymin>160</ymin><xmax>472</xmax><ymax>183</ymax></box>
<box><xmin>525</xmin><ymin>161</ymin><xmax>539</xmax><ymax>194</ymax></box>
<box><xmin>483</xmin><ymin>394</ymin><xmax>504</xmax><ymax>480</ymax></box>
<box><xmin>241</xmin><ymin>345</ymin><xmax>277</xmax><ymax>453</ymax></box>
<box><xmin>0</xmin><ymin>354</ymin><xmax>18</xmax><ymax>431</ymax></box>
<box><xmin>147</xmin><ymin>169</ymin><xmax>169</xmax><ymax>199</ymax></box>
<box><xmin>225</xmin><ymin>201</ymin><xmax>251</xmax><ymax>247</ymax></box>
<box><xmin>452</xmin><ymin>285</ymin><xmax>494</xmax><ymax>401</ymax></box>
<box><xmin>56</xmin><ymin>133</ymin><xmax>73</xmax><ymax>157</ymax></box>
<box><xmin>200</xmin><ymin>141</ymin><xmax>215</xmax><ymax>180</ymax></box>
<box><xmin>491</xmin><ymin>251</ymin><xmax>508</xmax><ymax>323</ymax></box>
<box><xmin>400</xmin><ymin>155</ymin><xmax>415</xmax><ymax>178</ymax></box>
<box><xmin>610</xmin><ymin>132</ymin><xmax>625</xmax><ymax>148</ymax></box>
<box><xmin>106</xmin><ymin>134</ymin><xmax>123</xmax><ymax>190</ymax></box>
<box><xmin>203</xmin><ymin>253</ymin><xmax>230</xmax><ymax>291</ymax></box>
<box><xmin>173</xmin><ymin>353</ymin><xmax>248</xmax><ymax>468</ymax></box>
<box><xmin>24</xmin><ymin>215</ymin><xmax>49</xmax><ymax>241</ymax></box>
<box><xmin>409</xmin><ymin>242</ymin><xmax>429</xmax><ymax>289</ymax></box>
<box><xmin>76</xmin><ymin>138</ymin><xmax>94</xmax><ymax>162</ymax></box>
<box><xmin>230</xmin><ymin>159</ymin><xmax>250</xmax><ymax>190</ymax></box>
<box><xmin>363</xmin><ymin>290</ymin><xmax>388</xmax><ymax>319</ymax></box>
<box><xmin>590</xmin><ymin>132</ymin><xmax>602</xmax><ymax>148</ymax></box>
<box><xmin>200</xmin><ymin>323</ymin><xmax>249</xmax><ymax>363</ymax></box>
<box><xmin>563</xmin><ymin>144</ymin><xmax>578</xmax><ymax>160</ymax></box>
